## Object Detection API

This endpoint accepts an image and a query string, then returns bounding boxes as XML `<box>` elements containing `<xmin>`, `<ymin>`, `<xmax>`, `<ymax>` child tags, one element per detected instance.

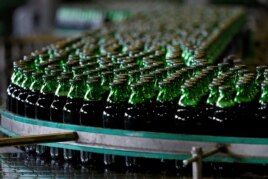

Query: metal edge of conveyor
<box><xmin>1</xmin><ymin>109</ymin><xmax>268</xmax><ymax>164</ymax></box>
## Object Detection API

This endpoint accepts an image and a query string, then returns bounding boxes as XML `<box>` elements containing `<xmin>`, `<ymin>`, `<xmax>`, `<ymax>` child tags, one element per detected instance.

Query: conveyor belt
<box><xmin>1</xmin><ymin>109</ymin><xmax>268</xmax><ymax>164</ymax></box>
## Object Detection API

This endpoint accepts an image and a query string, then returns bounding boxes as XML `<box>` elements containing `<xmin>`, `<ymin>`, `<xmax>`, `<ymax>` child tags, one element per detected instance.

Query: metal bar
<box><xmin>183</xmin><ymin>144</ymin><xmax>226</xmax><ymax>165</ymax></box>
<box><xmin>0</xmin><ymin>132</ymin><xmax>78</xmax><ymax>147</ymax></box>
<box><xmin>191</xmin><ymin>147</ymin><xmax>203</xmax><ymax>179</ymax></box>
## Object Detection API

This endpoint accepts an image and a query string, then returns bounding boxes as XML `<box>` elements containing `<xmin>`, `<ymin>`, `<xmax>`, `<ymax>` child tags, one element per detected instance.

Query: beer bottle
<box><xmin>50</xmin><ymin>75</ymin><xmax>71</xmax><ymax>123</ymax></box>
<box><xmin>103</xmin><ymin>80</ymin><xmax>129</xmax><ymax>170</ymax></box>
<box><xmin>256</xmin><ymin>65</ymin><xmax>267</xmax><ymax>86</ymax></box>
<box><xmin>45</xmin><ymin>63</ymin><xmax>62</xmax><ymax>74</ymax></box>
<box><xmin>211</xmin><ymin>86</ymin><xmax>238</xmax><ymax>176</ymax></box>
<box><xmin>16</xmin><ymin>69</ymin><xmax>34</xmax><ymax>116</ymax></box>
<box><xmin>63</xmin><ymin>77</ymin><xmax>86</xmax><ymax>125</ymax></box>
<box><xmin>22</xmin><ymin>55</ymin><xmax>36</xmax><ymax>69</ymax></box>
<box><xmin>124</xmin><ymin>81</ymin><xmax>163</xmax><ymax>171</ymax></box>
<box><xmin>63</xmin><ymin>59</ymin><xmax>79</xmax><ymax>72</ymax></box>
<box><xmin>25</xmin><ymin>72</ymin><xmax>44</xmax><ymax>118</ymax></box>
<box><xmin>174</xmin><ymin>83</ymin><xmax>202</xmax><ymax>135</ymax></box>
<box><xmin>10</xmin><ymin>67</ymin><xmax>28</xmax><ymax>114</ymax></box>
<box><xmin>256</xmin><ymin>81</ymin><xmax>268</xmax><ymax>138</ymax></box>
<box><xmin>155</xmin><ymin>80</ymin><xmax>176</xmax><ymax>133</ymax></box>
<box><xmin>142</xmin><ymin>78</ymin><xmax>158</xmax><ymax>130</ymax></box>
<box><xmin>35</xmin><ymin>75</ymin><xmax>57</xmax><ymax>121</ymax></box>
<box><xmin>128</xmin><ymin>70</ymin><xmax>140</xmax><ymax>84</ymax></box>
<box><xmin>72</xmin><ymin>65</ymin><xmax>86</xmax><ymax>77</ymax></box>
<box><xmin>35</xmin><ymin>74</ymin><xmax>57</xmax><ymax>158</ymax></box>
<box><xmin>217</xmin><ymin>63</ymin><xmax>230</xmax><ymax>76</ymax></box>
<box><xmin>214</xmin><ymin>86</ymin><xmax>236</xmax><ymax>136</ymax></box>
<box><xmin>6</xmin><ymin>62</ymin><xmax>20</xmax><ymax>111</ymax></box>
<box><xmin>62</xmin><ymin>76</ymin><xmax>86</xmax><ymax>162</ymax></box>
<box><xmin>49</xmin><ymin>74</ymin><xmax>72</xmax><ymax>161</ymax></box>
<box><xmin>234</xmin><ymin>79</ymin><xmax>255</xmax><ymax>137</ymax></box>
<box><xmin>205</xmin><ymin>82</ymin><xmax>221</xmax><ymax>135</ymax></box>
<box><xmin>101</xmin><ymin>71</ymin><xmax>114</xmax><ymax>100</ymax></box>
<box><xmin>80</xmin><ymin>78</ymin><xmax>105</xmax><ymax>127</ymax></box>
<box><xmin>264</xmin><ymin>70</ymin><xmax>268</xmax><ymax>81</ymax></box>
<box><xmin>79</xmin><ymin>78</ymin><xmax>104</xmax><ymax>165</ymax></box>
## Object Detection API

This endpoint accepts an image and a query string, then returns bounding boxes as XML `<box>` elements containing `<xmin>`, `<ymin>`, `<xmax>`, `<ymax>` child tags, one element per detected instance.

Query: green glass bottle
<box><xmin>25</xmin><ymin>72</ymin><xmax>44</xmax><ymax>118</ymax></box>
<box><xmin>256</xmin><ymin>81</ymin><xmax>268</xmax><ymax>138</ymax></box>
<box><xmin>174</xmin><ymin>82</ymin><xmax>203</xmax><ymax>135</ymax></box>
<box><xmin>49</xmin><ymin>74</ymin><xmax>72</xmax><ymax>161</ymax></box>
<box><xmin>101</xmin><ymin>71</ymin><xmax>114</xmax><ymax>100</ymax></box>
<box><xmin>217</xmin><ymin>63</ymin><xmax>230</xmax><ymax>76</ymax></box>
<box><xmin>72</xmin><ymin>65</ymin><xmax>85</xmax><ymax>77</ymax></box>
<box><xmin>35</xmin><ymin>74</ymin><xmax>58</xmax><ymax>158</ymax></box>
<box><xmin>6</xmin><ymin>62</ymin><xmax>20</xmax><ymax>111</ymax></box>
<box><xmin>63</xmin><ymin>59</ymin><xmax>79</xmax><ymax>72</ymax></box>
<box><xmin>16</xmin><ymin>69</ymin><xmax>34</xmax><ymax>116</ymax></box>
<box><xmin>10</xmin><ymin>66</ymin><xmax>28</xmax><ymax>113</ymax></box>
<box><xmin>62</xmin><ymin>76</ymin><xmax>87</xmax><ymax>162</ymax></box>
<box><xmin>35</xmin><ymin>74</ymin><xmax>58</xmax><ymax>120</ymax></box>
<box><xmin>22</xmin><ymin>56</ymin><xmax>36</xmax><ymax>69</ymax></box>
<box><xmin>80</xmin><ymin>78</ymin><xmax>104</xmax><ymax>127</ymax></box>
<box><xmin>155</xmin><ymin>81</ymin><xmax>176</xmax><ymax>133</ymax></box>
<box><xmin>124</xmin><ymin>81</ymin><xmax>160</xmax><ymax>171</ymax></box>
<box><xmin>103</xmin><ymin>80</ymin><xmax>129</xmax><ymax>170</ymax></box>
<box><xmin>205</xmin><ymin>82</ymin><xmax>221</xmax><ymax>135</ymax></box>
<box><xmin>63</xmin><ymin>77</ymin><xmax>86</xmax><ymax>125</ymax></box>
<box><xmin>235</xmin><ymin>80</ymin><xmax>252</xmax><ymax>120</ymax></box>
<box><xmin>256</xmin><ymin>65</ymin><xmax>267</xmax><ymax>86</ymax></box>
<box><xmin>50</xmin><ymin>74</ymin><xmax>72</xmax><ymax>123</ymax></box>
<box><xmin>214</xmin><ymin>86</ymin><xmax>237</xmax><ymax>136</ymax></box>
<box><xmin>124</xmin><ymin>82</ymin><xmax>146</xmax><ymax>131</ymax></box>
<box><xmin>79</xmin><ymin>78</ymin><xmax>104</xmax><ymax>165</ymax></box>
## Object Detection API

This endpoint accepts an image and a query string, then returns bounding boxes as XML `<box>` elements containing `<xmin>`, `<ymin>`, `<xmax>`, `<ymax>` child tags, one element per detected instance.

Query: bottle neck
<box><xmin>11</xmin><ymin>69</ymin><xmax>18</xmax><ymax>84</ymax></box>
<box><xmin>55</xmin><ymin>80</ymin><xmax>70</xmax><ymax>97</ymax></box>
<box><xmin>84</xmin><ymin>83</ymin><xmax>103</xmax><ymax>101</ymax></box>
<box><xmin>157</xmin><ymin>86</ymin><xmax>174</xmax><ymax>102</ymax></box>
<box><xmin>21</xmin><ymin>73</ymin><xmax>33</xmax><ymax>90</ymax></box>
<box><xmin>129</xmin><ymin>87</ymin><xmax>147</xmax><ymax>104</ymax></box>
<box><xmin>256</xmin><ymin>71</ymin><xmax>264</xmax><ymax>85</ymax></box>
<box><xmin>206</xmin><ymin>88</ymin><xmax>219</xmax><ymax>105</ymax></box>
<box><xmin>40</xmin><ymin>79</ymin><xmax>57</xmax><ymax>94</ymax></box>
<box><xmin>179</xmin><ymin>89</ymin><xmax>199</xmax><ymax>107</ymax></box>
<box><xmin>101</xmin><ymin>74</ymin><xmax>113</xmax><ymax>91</ymax></box>
<box><xmin>143</xmin><ymin>82</ymin><xmax>156</xmax><ymax>100</ymax></box>
<box><xmin>235</xmin><ymin>86</ymin><xmax>251</xmax><ymax>103</ymax></box>
<box><xmin>260</xmin><ymin>87</ymin><xmax>268</xmax><ymax>104</ymax></box>
<box><xmin>29</xmin><ymin>77</ymin><xmax>43</xmax><ymax>92</ymax></box>
<box><xmin>107</xmin><ymin>85</ymin><xmax>129</xmax><ymax>103</ymax></box>
<box><xmin>14</xmin><ymin>70</ymin><xmax>25</xmax><ymax>87</ymax></box>
<box><xmin>67</xmin><ymin>81</ymin><xmax>86</xmax><ymax>99</ymax></box>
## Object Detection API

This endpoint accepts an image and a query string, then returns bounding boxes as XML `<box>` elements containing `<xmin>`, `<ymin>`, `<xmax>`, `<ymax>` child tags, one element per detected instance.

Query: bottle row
<box><xmin>7</xmin><ymin>60</ymin><xmax>268</xmax><ymax>138</ymax></box>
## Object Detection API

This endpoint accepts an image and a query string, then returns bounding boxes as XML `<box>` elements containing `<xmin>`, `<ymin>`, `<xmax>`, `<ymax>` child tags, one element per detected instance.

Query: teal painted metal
<box><xmin>1</xmin><ymin>109</ymin><xmax>268</xmax><ymax>145</ymax></box>
<box><xmin>3</xmin><ymin>109</ymin><xmax>268</xmax><ymax>163</ymax></box>
<box><xmin>1</xmin><ymin>125</ymin><xmax>268</xmax><ymax>164</ymax></box>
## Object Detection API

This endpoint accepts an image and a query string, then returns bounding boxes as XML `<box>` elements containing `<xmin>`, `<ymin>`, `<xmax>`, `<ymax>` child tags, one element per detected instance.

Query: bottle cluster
<box><xmin>6</xmin><ymin>6</ymin><xmax>249</xmax><ymax>172</ymax></box>
<box><xmin>56</xmin><ymin>6</ymin><xmax>130</xmax><ymax>29</ymax></box>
